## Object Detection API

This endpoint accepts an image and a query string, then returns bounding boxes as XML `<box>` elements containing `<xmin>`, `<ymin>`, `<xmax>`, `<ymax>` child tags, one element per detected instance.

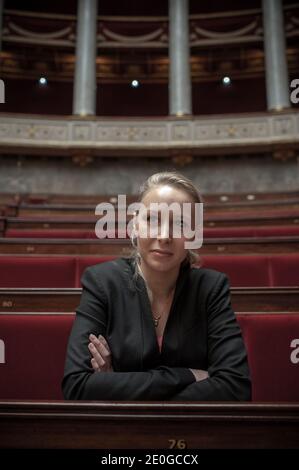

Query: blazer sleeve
<box><xmin>62</xmin><ymin>267</ymin><xmax>195</xmax><ymax>400</ymax></box>
<box><xmin>170</xmin><ymin>272</ymin><xmax>252</xmax><ymax>401</ymax></box>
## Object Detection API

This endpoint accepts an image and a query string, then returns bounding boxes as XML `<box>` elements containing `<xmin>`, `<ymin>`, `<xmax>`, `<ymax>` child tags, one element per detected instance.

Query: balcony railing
<box><xmin>0</xmin><ymin>111</ymin><xmax>298</xmax><ymax>158</ymax></box>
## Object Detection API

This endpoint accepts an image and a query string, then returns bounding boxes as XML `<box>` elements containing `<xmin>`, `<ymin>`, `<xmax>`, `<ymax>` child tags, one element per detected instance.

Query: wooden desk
<box><xmin>0</xmin><ymin>236</ymin><xmax>299</xmax><ymax>255</ymax></box>
<box><xmin>201</xmin><ymin>236</ymin><xmax>299</xmax><ymax>254</ymax></box>
<box><xmin>5</xmin><ymin>211</ymin><xmax>299</xmax><ymax>229</ymax></box>
<box><xmin>7</xmin><ymin>199</ymin><xmax>299</xmax><ymax>217</ymax></box>
<box><xmin>0</xmin><ymin>287</ymin><xmax>298</xmax><ymax>313</ymax></box>
<box><xmin>0</xmin><ymin>238</ymin><xmax>132</xmax><ymax>255</ymax></box>
<box><xmin>0</xmin><ymin>401</ymin><xmax>298</xmax><ymax>449</ymax></box>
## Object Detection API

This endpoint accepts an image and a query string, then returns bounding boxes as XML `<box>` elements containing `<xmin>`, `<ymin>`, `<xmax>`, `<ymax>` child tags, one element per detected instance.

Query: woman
<box><xmin>62</xmin><ymin>172</ymin><xmax>251</xmax><ymax>401</ymax></box>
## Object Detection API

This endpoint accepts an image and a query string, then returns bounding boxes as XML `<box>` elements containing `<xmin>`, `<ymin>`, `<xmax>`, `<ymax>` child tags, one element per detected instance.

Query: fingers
<box><xmin>88</xmin><ymin>340</ymin><xmax>106</xmax><ymax>367</ymax></box>
<box><xmin>189</xmin><ymin>368</ymin><xmax>209</xmax><ymax>382</ymax></box>
<box><xmin>97</xmin><ymin>335</ymin><xmax>111</xmax><ymax>358</ymax></box>
<box><xmin>88</xmin><ymin>334</ymin><xmax>112</xmax><ymax>371</ymax></box>
<box><xmin>91</xmin><ymin>357</ymin><xmax>99</xmax><ymax>371</ymax></box>
<box><xmin>89</xmin><ymin>334</ymin><xmax>111</xmax><ymax>357</ymax></box>
<box><xmin>195</xmin><ymin>369</ymin><xmax>209</xmax><ymax>382</ymax></box>
<box><xmin>97</xmin><ymin>335</ymin><xmax>110</xmax><ymax>353</ymax></box>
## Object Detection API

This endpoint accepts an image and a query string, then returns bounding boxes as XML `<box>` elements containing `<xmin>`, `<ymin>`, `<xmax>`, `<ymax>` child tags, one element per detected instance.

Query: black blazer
<box><xmin>62</xmin><ymin>257</ymin><xmax>251</xmax><ymax>401</ymax></box>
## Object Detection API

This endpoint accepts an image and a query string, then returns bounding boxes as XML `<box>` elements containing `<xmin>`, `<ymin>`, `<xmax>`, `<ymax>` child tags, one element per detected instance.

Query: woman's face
<box><xmin>135</xmin><ymin>185</ymin><xmax>196</xmax><ymax>272</ymax></box>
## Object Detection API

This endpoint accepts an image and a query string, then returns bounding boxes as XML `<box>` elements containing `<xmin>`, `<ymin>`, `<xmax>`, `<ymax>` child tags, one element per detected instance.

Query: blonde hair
<box><xmin>130</xmin><ymin>171</ymin><xmax>202</xmax><ymax>274</ymax></box>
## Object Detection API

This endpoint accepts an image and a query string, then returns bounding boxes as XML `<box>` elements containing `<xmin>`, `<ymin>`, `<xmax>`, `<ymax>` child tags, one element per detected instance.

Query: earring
<box><xmin>130</xmin><ymin>230</ymin><xmax>138</xmax><ymax>248</ymax></box>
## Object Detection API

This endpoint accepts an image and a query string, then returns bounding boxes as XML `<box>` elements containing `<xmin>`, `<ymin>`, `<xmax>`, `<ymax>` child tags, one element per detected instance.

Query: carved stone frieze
<box><xmin>195</xmin><ymin>119</ymin><xmax>270</xmax><ymax>141</ymax></box>
<box><xmin>0</xmin><ymin>112</ymin><xmax>298</xmax><ymax>157</ymax></box>
<box><xmin>96</xmin><ymin>125</ymin><xmax>166</xmax><ymax>142</ymax></box>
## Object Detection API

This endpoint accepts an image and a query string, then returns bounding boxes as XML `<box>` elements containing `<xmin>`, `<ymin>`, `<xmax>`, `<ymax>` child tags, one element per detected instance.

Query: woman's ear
<box><xmin>132</xmin><ymin>211</ymin><xmax>139</xmax><ymax>238</ymax></box>
<box><xmin>132</xmin><ymin>212</ymin><xmax>137</xmax><ymax>231</ymax></box>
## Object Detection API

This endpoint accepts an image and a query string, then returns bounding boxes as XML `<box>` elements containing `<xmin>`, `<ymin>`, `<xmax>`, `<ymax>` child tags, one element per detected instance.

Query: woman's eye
<box><xmin>175</xmin><ymin>219</ymin><xmax>186</xmax><ymax>227</ymax></box>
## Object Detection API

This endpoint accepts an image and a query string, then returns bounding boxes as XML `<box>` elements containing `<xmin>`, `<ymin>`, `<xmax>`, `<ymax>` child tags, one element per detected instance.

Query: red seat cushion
<box><xmin>5</xmin><ymin>229</ymin><xmax>128</xmax><ymax>239</ymax></box>
<box><xmin>237</xmin><ymin>314</ymin><xmax>299</xmax><ymax>401</ymax></box>
<box><xmin>269</xmin><ymin>254</ymin><xmax>299</xmax><ymax>287</ymax></box>
<box><xmin>255</xmin><ymin>225</ymin><xmax>299</xmax><ymax>237</ymax></box>
<box><xmin>203</xmin><ymin>227</ymin><xmax>255</xmax><ymax>238</ymax></box>
<box><xmin>203</xmin><ymin>225</ymin><xmax>299</xmax><ymax>238</ymax></box>
<box><xmin>0</xmin><ymin>314</ymin><xmax>74</xmax><ymax>399</ymax></box>
<box><xmin>0</xmin><ymin>256</ymin><xmax>76</xmax><ymax>287</ymax></box>
<box><xmin>200</xmin><ymin>255</ymin><xmax>271</xmax><ymax>287</ymax></box>
<box><xmin>5</xmin><ymin>229</ymin><xmax>96</xmax><ymax>239</ymax></box>
<box><xmin>75</xmin><ymin>255</ymin><xmax>117</xmax><ymax>287</ymax></box>
<box><xmin>0</xmin><ymin>313</ymin><xmax>298</xmax><ymax>401</ymax></box>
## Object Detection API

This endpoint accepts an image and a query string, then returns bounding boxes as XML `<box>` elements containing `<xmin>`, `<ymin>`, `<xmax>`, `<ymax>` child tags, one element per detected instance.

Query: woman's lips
<box><xmin>150</xmin><ymin>250</ymin><xmax>173</xmax><ymax>257</ymax></box>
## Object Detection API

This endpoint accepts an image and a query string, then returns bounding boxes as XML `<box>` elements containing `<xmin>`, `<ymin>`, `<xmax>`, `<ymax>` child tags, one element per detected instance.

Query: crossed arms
<box><xmin>62</xmin><ymin>269</ymin><xmax>251</xmax><ymax>401</ymax></box>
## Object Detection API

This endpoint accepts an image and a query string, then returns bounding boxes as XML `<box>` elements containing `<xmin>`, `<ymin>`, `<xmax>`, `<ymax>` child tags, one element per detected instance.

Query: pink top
<box><xmin>157</xmin><ymin>335</ymin><xmax>163</xmax><ymax>352</ymax></box>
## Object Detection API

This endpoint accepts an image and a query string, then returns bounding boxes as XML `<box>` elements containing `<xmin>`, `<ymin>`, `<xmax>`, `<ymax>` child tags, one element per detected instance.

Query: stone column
<box><xmin>262</xmin><ymin>0</ymin><xmax>290</xmax><ymax>110</ymax></box>
<box><xmin>0</xmin><ymin>0</ymin><xmax>5</xmax><ymax>52</ymax></box>
<box><xmin>73</xmin><ymin>0</ymin><xmax>98</xmax><ymax>115</ymax></box>
<box><xmin>168</xmin><ymin>0</ymin><xmax>192</xmax><ymax>115</ymax></box>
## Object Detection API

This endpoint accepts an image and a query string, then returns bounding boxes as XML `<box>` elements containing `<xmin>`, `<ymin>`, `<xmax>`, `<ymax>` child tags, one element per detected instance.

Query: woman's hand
<box><xmin>189</xmin><ymin>369</ymin><xmax>209</xmax><ymax>382</ymax></box>
<box><xmin>88</xmin><ymin>334</ymin><xmax>114</xmax><ymax>372</ymax></box>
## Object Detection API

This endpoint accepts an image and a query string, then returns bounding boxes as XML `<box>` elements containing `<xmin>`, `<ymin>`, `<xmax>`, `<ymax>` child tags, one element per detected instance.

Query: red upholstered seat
<box><xmin>0</xmin><ymin>313</ymin><xmax>298</xmax><ymax>401</ymax></box>
<box><xmin>0</xmin><ymin>255</ymin><xmax>117</xmax><ymax>288</ymax></box>
<box><xmin>237</xmin><ymin>314</ymin><xmax>299</xmax><ymax>401</ymax></box>
<box><xmin>75</xmin><ymin>255</ymin><xmax>117</xmax><ymax>286</ymax></box>
<box><xmin>269</xmin><ymin>254</ymin><xmax>299</xmax><ymax>287</ymax></box>
<box><xmin>0</xmin><ymin>256</ymin><xmax>76</xmax><ymax>287</ymax></box>
<box><xmin>254</xmin><ymin>225</ymin><xmax>299</xmax><ymax>237</ymax></box>
<box><xmin>200</xmin><ymin>255</ymin><xmax>271</xmax><ymax>287</ymax></box>
<box><xmin>203</xmin><ymin>225</ymin><xmax>299</xmax><ymax>238</ymax></box>
<box><xmin>7</xmin><ymin>226</ymin><xmax>299</xmax><ymax>239</ymax></box>
<box><xmin>1</xmin><ymin>254</ymin><xmax>298</xmax><ymax>288</ymax></box>
<box><xmin>5</xmin><ymin>229</ymin><xmax>129</xmax><ymax>239</ymax></box>
<box><xmin>203</xmin><ymin>227</ymin><xmax>256</xmax><ymax>238</ymax></box>
<box><xmin>5</xmin><ymin>229</ymin><xmax>98</xmax><ymax>239</ymax></box>
<box><xmin>0</xmin><ymin>314</ymin><xmax>74</xmax><ymax>399</ymax></box>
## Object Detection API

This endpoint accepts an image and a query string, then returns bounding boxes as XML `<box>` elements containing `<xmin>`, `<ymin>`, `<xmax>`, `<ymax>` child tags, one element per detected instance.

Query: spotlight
<box><xmin>222</xmin><ymin>76</ymin><xmax>231</xmax><ymax>85</ymax></box>
<box><xmin>131</xmin><ymin>80</ymin><xmax>139</xmax><ymax>88</ymax></box>
<box><xmin>39</xmin><ymin>77</ymin><xmax>47</xmax><ymax>85</ymax></box>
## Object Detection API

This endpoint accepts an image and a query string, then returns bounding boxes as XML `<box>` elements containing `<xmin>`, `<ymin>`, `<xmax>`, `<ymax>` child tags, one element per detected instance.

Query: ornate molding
<box><xmin>1</xmin><ymin>7</ymin><xmax>298</xmax><ymax>84</ymax></box>
<box><xmin>0</xmin><ymin>111</ymin><xmax>298</xmax><ymax>157</ymax></box>
<box><xmin>2</xmin><ymin>5</ymin><xmax>298</xmax><ymax>50</ymax></box>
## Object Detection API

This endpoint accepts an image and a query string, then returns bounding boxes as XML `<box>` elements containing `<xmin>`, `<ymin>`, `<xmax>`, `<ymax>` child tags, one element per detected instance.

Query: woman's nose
<box><xmin>157</xmin><ymin>222</ymin><xmax>171</xmax><ymax>240</ymax></box>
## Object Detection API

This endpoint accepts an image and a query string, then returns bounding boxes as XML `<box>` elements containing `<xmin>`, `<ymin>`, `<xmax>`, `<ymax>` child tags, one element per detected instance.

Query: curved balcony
<box><xmin>0</xmin><ymin>110</ymin><xmax>298</xmax><ymax>158</ymax></box>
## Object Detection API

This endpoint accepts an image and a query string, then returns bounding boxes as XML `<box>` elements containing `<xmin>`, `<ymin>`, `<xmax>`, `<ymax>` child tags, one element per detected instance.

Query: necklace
<box><xmin>137</xmin><ymin>261</ymin><xmax>165</xmax><ymax>328</ymax></box>
<box><xmin>153</xmin><ymin>314</ymin><xmax>162</xmax><ymax>328</ymax></box>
